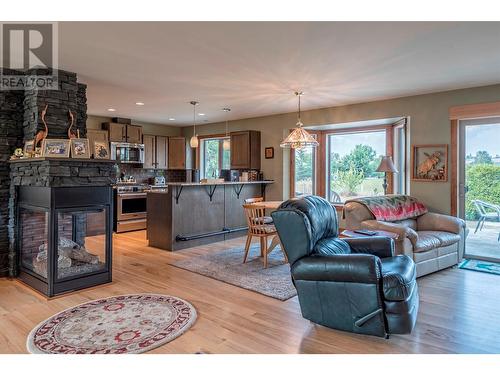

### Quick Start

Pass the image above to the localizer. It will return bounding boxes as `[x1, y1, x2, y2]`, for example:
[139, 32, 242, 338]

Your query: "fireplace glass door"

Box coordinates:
[19, 207, 49, 279]
[55, 208, 109, 280]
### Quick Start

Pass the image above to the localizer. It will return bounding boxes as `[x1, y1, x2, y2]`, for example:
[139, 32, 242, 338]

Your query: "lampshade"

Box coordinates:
[280, 124, 319, 149]
[190, 135, 199, 148]
[280, 92, 319, 149]
[376, 156, 398, 173]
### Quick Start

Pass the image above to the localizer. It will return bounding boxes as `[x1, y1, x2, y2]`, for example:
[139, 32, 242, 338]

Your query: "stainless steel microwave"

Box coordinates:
[110, 142, 145, 164]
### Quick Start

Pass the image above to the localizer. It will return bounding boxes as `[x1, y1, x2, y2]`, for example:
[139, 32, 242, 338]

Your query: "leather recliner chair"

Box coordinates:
[271, 196, 419, 338]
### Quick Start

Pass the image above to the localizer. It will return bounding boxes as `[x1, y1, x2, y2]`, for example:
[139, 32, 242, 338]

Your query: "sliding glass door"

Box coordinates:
[459, 118, 500, 261]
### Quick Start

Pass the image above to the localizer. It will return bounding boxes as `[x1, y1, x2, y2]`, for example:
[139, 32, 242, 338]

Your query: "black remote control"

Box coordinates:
[353, 229, 378, 236]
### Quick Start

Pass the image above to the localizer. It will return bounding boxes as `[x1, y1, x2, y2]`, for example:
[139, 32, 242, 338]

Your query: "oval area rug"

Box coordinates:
[27, 294, 197, 354]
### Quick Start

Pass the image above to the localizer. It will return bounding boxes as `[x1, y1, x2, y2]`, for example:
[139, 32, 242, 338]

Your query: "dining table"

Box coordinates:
[257, 200, 283, 210]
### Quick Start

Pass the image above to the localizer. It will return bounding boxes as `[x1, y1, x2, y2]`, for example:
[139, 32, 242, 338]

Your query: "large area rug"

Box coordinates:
[26, 294, 197, 354]
[459, 259, 500, 276]
[172, 244, 296, 301]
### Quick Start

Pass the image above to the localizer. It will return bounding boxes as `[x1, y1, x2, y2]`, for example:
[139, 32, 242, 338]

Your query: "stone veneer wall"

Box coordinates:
[8, 159, 116, 276]
[22, 69, 87, 141]
[0, 70, 25, 276]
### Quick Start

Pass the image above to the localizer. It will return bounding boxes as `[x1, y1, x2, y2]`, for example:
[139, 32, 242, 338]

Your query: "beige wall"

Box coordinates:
[86, 115, 182, 137]
[182, 84, 500, 214]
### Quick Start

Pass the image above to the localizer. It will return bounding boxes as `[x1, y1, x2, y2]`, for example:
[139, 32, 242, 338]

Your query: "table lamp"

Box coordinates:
[376, 156, 398, 195]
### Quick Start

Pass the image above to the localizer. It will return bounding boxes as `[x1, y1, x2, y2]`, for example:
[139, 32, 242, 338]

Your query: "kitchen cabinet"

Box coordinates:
[230, 130, 261, 170]
[168, 137, 186, 169]
[102, 122, 143, 143]
[127, 125, 143, 144]
[156, 136, 168, 169]
[143, 134, 156, 169]
[143, 135, 168, 169]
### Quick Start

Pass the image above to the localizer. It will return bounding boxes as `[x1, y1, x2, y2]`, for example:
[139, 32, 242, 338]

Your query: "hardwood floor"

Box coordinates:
[1, 230, 500, 354]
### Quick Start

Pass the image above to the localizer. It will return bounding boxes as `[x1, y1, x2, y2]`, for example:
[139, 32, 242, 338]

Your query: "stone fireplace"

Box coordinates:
[0, 68, 117, 296]
[11, 159, 116, 296]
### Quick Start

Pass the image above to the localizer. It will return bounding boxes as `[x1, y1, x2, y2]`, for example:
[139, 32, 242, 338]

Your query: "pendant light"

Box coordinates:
[222, 107, 231, 151]
[280, 91, 319, 149]
[189, 100, 199, 148]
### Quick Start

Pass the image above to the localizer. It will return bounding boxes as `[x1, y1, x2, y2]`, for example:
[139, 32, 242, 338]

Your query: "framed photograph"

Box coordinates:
[23, 140, 34, 157]
[412, 144, 448, 182]
[41, 139, 71, 158]
[265, 147, 274, 159]
[94, 141, 110, 159]
[70, 138, 90, 159]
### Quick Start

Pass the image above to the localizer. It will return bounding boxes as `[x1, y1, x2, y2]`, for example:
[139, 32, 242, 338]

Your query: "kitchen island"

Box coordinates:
[147, 181, 274, 250]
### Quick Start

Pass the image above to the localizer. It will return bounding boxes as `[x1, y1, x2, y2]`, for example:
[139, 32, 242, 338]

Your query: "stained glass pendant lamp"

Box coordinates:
[280, 91, 319, 149]
[189, 101, 199, 148]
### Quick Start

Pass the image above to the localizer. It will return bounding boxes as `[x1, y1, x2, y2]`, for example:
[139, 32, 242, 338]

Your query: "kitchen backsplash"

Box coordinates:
[117, 164, 187, 184]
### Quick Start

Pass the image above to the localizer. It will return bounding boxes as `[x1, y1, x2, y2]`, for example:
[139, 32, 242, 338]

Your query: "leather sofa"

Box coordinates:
[344, 197, 467, 277]
[271, 196, 419, 338]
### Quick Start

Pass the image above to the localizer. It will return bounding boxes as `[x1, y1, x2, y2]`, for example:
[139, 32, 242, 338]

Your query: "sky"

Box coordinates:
[466, 124, 500, 157]
[328, 131, 386, 156]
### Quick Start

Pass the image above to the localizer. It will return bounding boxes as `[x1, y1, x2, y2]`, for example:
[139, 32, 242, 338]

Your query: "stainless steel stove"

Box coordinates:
[114, 184, 148, 233]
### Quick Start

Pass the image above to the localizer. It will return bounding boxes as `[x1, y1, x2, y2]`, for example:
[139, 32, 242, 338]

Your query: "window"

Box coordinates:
[200, 137, 230, 178]
[293, 146, 316, 196]
[289, 119, 408, 203]
[327, 130, 386, 202]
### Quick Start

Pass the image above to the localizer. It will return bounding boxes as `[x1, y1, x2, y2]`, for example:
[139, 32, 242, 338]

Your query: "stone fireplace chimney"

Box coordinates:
[22, 68, 87, 141]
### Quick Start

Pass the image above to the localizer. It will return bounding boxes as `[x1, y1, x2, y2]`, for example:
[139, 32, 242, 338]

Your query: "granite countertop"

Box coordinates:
[164, 180, 273, 186]
[148, 180, 274, 188]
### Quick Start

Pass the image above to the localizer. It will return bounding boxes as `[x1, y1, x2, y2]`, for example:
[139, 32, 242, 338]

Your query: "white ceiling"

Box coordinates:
[56, 22, 500, 126]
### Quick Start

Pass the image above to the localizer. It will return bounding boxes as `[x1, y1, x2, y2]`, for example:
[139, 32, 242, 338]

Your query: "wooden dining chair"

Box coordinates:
[242, 203, 287, 268]
[244, 197, 273, 224]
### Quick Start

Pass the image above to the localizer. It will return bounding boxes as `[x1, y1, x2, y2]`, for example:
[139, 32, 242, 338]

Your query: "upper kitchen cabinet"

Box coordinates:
[127, 125, 143, 143]
[168, 137, 186, 169]
[230, 130, 261, 170]
[144, 135, 168, 170]
[156, 136, 168, 169]
[102, 122, 143, 143]
[143, 134, 156, 169]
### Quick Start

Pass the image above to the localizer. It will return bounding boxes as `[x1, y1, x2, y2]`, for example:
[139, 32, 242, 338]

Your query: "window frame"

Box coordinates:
[197, 134, 230, 179]
[290, 131, 321, 197]
[290, 121, 407, 203]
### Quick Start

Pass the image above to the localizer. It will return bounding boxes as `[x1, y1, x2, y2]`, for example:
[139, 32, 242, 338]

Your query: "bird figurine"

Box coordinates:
[67, 110, 76, 139]
[33, 104, 49, 151]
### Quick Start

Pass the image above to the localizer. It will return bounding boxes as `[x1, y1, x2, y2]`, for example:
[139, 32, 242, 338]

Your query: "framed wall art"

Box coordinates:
[411, 144, 448, 182]
[23, 140, 34, 157]
[41, 139, 71, 158]
[265, 147, 274, 159]
[70, 138, 90, 159]
[94, 141, 110, 159]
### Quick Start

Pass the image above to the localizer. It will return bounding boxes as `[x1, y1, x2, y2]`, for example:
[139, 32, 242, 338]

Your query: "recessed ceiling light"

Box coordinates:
[135, 102, 145, 106]
[169, 118, 175, 121]
[198, 113, 205, 116]
[107, 108, 116, 112]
